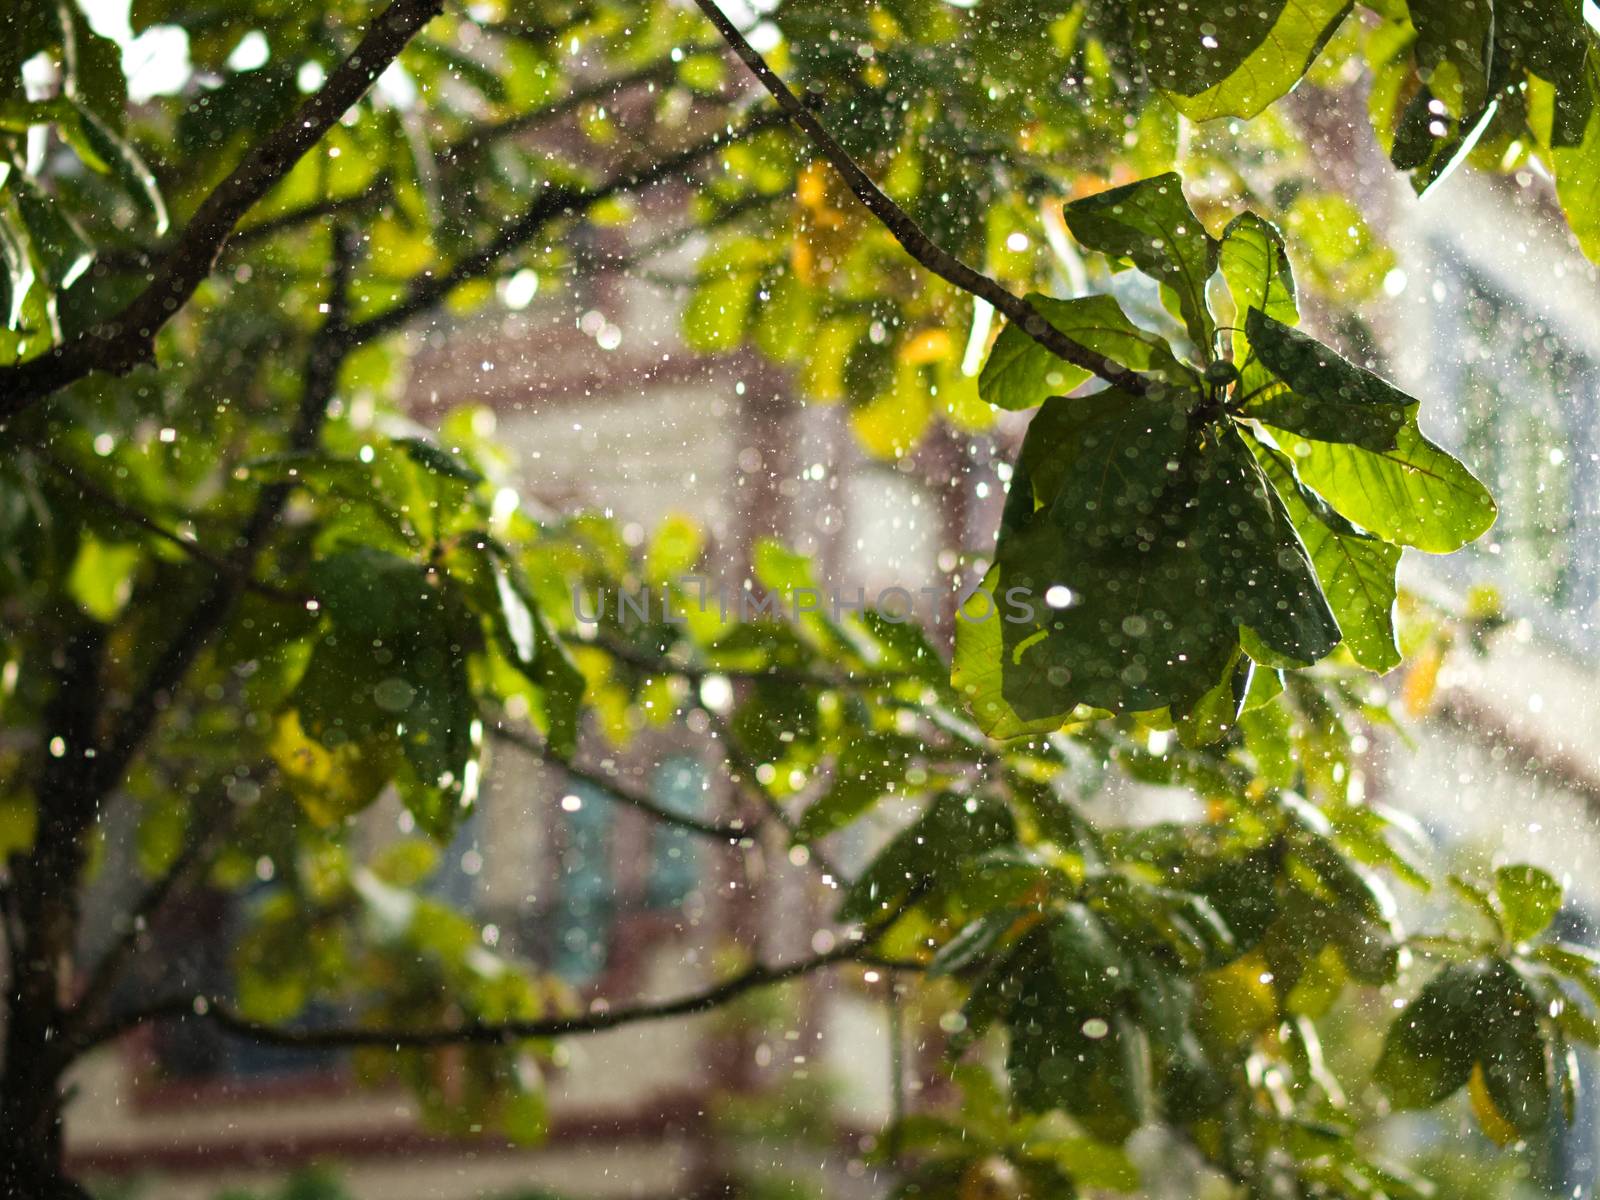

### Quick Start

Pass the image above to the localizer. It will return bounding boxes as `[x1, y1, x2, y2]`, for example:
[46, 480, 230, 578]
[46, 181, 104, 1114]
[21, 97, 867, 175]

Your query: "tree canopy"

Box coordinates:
[3, 2, 1600, 1198]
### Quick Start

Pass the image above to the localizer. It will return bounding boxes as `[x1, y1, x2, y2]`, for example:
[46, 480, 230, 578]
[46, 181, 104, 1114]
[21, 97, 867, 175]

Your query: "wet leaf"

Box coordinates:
[1062, 173, 1219, 355]
[1264, 416, 1497, 554]
[1494, 864, 1563, 944]
[1240, 309, 1410, 452]
[979, 292, 1190, 411]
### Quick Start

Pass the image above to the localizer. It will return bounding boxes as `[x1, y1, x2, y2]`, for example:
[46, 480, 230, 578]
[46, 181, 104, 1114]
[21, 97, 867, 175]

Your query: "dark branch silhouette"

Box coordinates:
[80, 932, 921, 1053]
[490, 725, 751, 841]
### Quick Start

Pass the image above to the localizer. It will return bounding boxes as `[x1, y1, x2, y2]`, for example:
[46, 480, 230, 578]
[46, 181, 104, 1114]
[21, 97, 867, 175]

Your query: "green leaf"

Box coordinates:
[1408, 0, 1494, 115]
[0, 794, 37, 859]
[1240, 310, 1410, 451]
[682, 238, 767, 352]
[1553, 109, 1600, 265]
[1477, 962, 1551, 1136]
[645, 513, 704, 583]
[499, 1087, 548, 1145]
[395, 436, 483, 484]
[982, 391, 1237, 722]
[1219, 212, 1297, 365]
[1450, 873, 1506, 935]
[292, 549, 483, 836]
[14, 178, 93, 290]
[1049, 903, 1128, 1011]
[797, 732, 917, 841]
[978, 292, 1190, 411]
[1391, 85, 1500, 199]
[0, 212, 37, 331]
[953, 564, 1078, 741]
[1197, 425, 1340, 667]
[1374, 961, 1488, 1108]
[1292, 829, 1396, 927]
[840, 792, 1015, 923]
[1506, 3, 1593, 147]
[957, 926, 1046, 1048]
[1063, 174, 1219, 356]
[484, 551, 583, 760]
[1010, 967, 1151, 1139]
[1378, 956, 1550, 1134]
[1265, 416, 1497, 554]
[270, 709, 394, 827]
[67, 535, 141, 622]
[61, 2, 128, 128]
[1493, 864, 1563, 944]
[1026, 1137, 1140, 1191]
[1163, 0, 1352, 121]
[751, 270, 815, 364]
[1175, 649, 1249, 747]
[1133, 0, 1293, 95]
[929, 909, 1022, 978]
[1251, 439, 1401, 672]
[73, 101, 170, 234]
[961, 384, 1351, 731]
[1535, 942, 1600, 1010]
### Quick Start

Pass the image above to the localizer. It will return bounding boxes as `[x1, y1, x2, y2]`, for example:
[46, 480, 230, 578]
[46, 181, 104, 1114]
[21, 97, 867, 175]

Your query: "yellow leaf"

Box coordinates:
[1469, 1063, 1520, 1147]
[1194, 953, 1280, 1051]
[68, 536, 141, 622]
[1402, 640, 1443, 717]
[850, 363, 931, 459]
[646, 514, 704, 583]
[270, 711, 391, 826]
[0, 793, 37, 857]
[898, 328, 951, 366]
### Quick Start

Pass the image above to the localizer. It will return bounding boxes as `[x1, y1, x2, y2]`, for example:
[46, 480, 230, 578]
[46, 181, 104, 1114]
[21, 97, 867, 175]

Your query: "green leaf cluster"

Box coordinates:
[959, 174, 1496, 736]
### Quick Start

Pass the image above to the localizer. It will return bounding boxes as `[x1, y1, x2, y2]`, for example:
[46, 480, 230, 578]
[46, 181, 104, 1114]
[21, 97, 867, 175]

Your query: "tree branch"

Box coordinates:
[92, 54, 706, 279]
[78, 931, 920, 1053]
[565, 628, 910, 691]
[0, 0, 445, 417]
[434, 55, 698, 171]
[686, 0, 1154, 398]
[489, 724, 750, 841]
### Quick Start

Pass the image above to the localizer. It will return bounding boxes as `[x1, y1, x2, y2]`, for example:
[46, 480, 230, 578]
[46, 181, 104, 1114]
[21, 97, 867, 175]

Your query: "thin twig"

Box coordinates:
[0, 0, 446, 415]
[686, 0, 1154, 398]
[490, 724, 749, 841]
[565, 629, 911, 691]
[78, 930, 922, 1053]
[435, 55, 697, 169]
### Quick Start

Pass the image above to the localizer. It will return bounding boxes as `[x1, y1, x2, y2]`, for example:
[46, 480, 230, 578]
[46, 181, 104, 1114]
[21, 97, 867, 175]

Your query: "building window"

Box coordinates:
[552, 782, 614, 985]
[647, 756, 707, 910]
